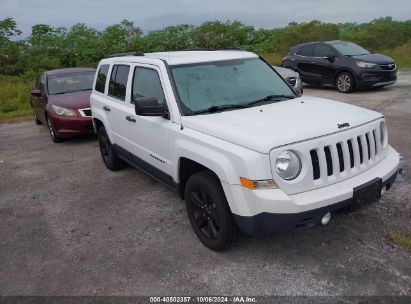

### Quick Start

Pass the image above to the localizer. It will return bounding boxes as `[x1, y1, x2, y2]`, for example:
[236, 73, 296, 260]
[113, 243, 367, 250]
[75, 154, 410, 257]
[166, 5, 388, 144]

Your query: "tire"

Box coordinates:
[33, 112, 42, 125]
[46, 115, 63, 143]
[185, 171, 237, 251]
[98, 126, 126, 170]
[336, 71, 355, 93]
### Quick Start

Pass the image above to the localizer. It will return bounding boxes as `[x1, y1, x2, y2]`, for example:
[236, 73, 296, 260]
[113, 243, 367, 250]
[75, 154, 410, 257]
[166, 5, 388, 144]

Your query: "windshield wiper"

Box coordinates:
[247, 94, 295, 106]
[190, 103, 247, 115]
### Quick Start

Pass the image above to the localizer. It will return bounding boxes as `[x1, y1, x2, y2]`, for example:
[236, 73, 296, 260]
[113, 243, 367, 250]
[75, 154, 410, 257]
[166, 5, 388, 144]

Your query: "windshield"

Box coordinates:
[47, 72, 95, 95]
[331, 42, 370, 56]
[170, 58, 295, 114]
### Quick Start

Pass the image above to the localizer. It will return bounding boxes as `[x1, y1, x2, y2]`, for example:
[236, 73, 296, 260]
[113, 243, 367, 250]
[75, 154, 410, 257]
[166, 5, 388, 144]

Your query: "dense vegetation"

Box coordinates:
[0, 16, 410, 119]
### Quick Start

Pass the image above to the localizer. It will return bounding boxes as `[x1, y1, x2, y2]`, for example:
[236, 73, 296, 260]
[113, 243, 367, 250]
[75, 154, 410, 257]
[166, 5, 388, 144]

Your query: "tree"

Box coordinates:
[0, 17, 22, 48]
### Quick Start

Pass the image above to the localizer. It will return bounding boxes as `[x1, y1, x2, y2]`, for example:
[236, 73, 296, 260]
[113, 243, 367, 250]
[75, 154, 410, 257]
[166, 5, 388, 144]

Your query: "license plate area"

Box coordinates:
[352, 178, 382, 209]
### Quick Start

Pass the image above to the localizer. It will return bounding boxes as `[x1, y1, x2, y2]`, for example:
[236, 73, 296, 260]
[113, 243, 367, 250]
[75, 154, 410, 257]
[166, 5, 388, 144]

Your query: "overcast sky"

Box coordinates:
[1, 0, 411, 36]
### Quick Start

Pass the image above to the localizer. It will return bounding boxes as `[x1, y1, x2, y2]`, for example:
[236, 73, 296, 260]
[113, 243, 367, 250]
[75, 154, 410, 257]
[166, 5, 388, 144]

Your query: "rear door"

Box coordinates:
[310, 44, 336, 84]
[295, 45, 316, 82]
[105, 64, 133, 151]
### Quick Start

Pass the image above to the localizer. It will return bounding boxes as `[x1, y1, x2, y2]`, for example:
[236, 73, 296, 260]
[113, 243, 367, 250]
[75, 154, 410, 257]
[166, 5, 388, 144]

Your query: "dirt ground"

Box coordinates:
[0, 71, 410, 296]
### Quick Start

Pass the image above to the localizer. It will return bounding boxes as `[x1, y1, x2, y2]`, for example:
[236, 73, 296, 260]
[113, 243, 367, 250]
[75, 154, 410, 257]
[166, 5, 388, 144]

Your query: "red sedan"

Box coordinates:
[30, 68, 96, 143]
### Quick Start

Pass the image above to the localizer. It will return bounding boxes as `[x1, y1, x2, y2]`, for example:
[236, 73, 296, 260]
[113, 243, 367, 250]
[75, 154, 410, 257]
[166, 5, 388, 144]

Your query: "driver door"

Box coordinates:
[122, 64, 173, 178]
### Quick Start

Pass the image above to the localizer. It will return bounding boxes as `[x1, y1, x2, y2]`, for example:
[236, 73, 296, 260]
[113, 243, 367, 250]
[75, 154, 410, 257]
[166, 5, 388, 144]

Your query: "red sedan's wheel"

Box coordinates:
[46, 115, 63, 143]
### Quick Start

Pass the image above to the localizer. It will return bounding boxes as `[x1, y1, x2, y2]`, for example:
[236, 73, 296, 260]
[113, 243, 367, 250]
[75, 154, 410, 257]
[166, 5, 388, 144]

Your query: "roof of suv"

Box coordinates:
[104, 50, 258, 66]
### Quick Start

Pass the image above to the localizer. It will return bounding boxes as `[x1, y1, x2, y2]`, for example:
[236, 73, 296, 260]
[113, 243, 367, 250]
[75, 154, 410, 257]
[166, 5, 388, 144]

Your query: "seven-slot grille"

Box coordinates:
[379, 63, 396, 71]
[310, 128, 382, 181]
[79, 108, 92, 117]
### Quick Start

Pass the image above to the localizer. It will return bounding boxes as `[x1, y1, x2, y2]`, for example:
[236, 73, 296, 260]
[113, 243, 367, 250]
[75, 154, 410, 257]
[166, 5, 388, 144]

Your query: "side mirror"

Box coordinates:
[134, 97, 164, 116]
[31, 89, 42, 97]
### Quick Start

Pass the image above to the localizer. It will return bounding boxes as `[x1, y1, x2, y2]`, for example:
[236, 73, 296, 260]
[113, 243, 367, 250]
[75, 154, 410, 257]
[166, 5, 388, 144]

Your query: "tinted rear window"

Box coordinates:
[95, 64, 109, 93]
[108, 65, 130, 100]
[296, 45, 314, 56]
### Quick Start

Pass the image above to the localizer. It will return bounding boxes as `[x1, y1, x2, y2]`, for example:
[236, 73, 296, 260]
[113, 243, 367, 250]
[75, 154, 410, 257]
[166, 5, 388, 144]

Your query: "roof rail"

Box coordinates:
[106, 52, 144, 58]
[180, 47, 246, 51]
[181, 48, 217, 51]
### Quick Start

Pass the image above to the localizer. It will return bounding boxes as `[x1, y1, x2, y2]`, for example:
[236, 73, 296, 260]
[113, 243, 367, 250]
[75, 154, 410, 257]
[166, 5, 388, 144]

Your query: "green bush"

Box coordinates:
[0, 76, 33, 118]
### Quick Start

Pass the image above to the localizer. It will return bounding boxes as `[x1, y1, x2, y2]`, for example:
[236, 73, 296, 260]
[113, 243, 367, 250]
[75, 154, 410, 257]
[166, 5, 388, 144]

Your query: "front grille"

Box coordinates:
[79, 108, 92, 117]
[379, 63, 396, 71]
[310, 127, 383, 181]
[286, 77, 297, 86]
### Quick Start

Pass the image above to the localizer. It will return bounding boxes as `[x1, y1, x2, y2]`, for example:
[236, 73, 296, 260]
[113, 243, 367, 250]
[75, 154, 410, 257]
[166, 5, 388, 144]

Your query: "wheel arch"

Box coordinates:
[335, 68, 357, 82]
[177, 157, 222, 199]
[92, 109, 115, 143]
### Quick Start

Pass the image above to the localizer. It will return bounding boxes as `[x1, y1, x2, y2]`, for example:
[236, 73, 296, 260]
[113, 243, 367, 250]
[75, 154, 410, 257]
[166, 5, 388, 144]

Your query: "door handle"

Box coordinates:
[311, 61, 317, 64]
[103, 106, 110, 112]
[126, 115, 136, 122]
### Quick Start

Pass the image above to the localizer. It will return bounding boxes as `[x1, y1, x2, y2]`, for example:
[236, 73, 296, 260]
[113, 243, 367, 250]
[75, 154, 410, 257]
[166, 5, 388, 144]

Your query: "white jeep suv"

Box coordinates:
[90, 50, 401, 251]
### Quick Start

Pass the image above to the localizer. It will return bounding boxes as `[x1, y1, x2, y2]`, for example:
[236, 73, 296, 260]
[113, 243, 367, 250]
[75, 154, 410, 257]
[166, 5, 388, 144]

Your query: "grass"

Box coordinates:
[388, 232, 411, 252]
[382, 40, 411, 69]
[0, 76, 34, 123]
[260, 52, 283, 66]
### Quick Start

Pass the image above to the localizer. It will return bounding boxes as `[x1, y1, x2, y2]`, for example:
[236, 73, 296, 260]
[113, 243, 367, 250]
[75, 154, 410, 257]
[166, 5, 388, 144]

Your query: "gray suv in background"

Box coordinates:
[274, 66, 303, 95]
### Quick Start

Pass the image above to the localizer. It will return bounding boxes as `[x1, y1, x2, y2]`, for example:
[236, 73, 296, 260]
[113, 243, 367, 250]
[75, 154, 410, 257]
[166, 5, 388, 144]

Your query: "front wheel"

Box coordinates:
[336, 72, 355, 93]
[98, 126, 126, 170]
[46, 115, 63, 143]
[185, 171, 237, 251]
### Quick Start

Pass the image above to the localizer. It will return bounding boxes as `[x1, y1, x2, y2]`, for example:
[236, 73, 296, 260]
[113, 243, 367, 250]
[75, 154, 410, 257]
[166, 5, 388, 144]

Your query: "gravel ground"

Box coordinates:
[0, 71, 410, 296]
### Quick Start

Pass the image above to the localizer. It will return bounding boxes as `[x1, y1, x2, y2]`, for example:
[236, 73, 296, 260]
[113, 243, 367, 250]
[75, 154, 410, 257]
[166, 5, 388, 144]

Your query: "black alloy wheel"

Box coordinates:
[185, 171, 237, 251]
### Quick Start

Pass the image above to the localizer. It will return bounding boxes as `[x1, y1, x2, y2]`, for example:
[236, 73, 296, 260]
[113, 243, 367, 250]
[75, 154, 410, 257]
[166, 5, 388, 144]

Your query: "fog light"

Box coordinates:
[321, 212, 331, 225]
[381, 186, 386, 196]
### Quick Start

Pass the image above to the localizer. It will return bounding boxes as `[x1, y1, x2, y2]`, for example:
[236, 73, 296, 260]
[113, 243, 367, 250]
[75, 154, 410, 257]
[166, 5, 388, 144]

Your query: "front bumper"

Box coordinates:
[50, 113, 94, 138]
[356, 69, 397, 88]
[222, 146, 401, 235]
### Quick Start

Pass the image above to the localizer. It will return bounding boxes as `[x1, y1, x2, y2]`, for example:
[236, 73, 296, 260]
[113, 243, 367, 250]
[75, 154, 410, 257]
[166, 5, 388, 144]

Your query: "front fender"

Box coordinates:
[172, 128, 272, 185]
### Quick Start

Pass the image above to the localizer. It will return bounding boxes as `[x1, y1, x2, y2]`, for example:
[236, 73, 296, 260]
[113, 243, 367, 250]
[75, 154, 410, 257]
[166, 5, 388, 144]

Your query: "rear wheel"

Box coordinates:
[185, 171, 237, 251]
[336, 72, 355, 93]
[46, 115, 63, 143]
[98, 126, 126, 170]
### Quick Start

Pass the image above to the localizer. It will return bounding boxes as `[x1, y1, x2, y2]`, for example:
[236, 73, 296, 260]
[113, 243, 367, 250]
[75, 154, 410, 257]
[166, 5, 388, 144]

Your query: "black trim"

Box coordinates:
[234, 170, 399, 236]
[106, 52, 144, 58]
[161, 59, 189, 116]
[112, 144, 180, 195]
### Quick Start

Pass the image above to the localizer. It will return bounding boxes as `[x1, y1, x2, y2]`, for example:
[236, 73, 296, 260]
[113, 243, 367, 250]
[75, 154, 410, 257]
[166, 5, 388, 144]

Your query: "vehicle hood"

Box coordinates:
[48, 90, 91, 109]
[181, 96, 383, 154]
[349, 53, 394, 64]
[274, 66, 297, 78]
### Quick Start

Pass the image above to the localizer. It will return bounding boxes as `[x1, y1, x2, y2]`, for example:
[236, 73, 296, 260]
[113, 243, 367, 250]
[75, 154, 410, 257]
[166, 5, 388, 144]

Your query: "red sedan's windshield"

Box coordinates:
[47, 72, 95, 95]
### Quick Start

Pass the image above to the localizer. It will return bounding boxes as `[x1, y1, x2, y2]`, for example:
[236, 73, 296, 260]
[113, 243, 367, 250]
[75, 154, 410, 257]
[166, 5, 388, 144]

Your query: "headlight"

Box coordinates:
[356, 61, 376, 68]
[275, 150, 301, 180]
[52, 105, 76, 116]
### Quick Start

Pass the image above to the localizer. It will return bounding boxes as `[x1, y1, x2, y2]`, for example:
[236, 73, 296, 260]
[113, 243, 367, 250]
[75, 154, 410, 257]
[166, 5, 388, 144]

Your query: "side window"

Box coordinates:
[108, 65, 130, 100]
[132, 67, 165, 105]
[95, 64, 109, 93]
[313, 45, 333, 58]
[296, 45, 314, 57]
